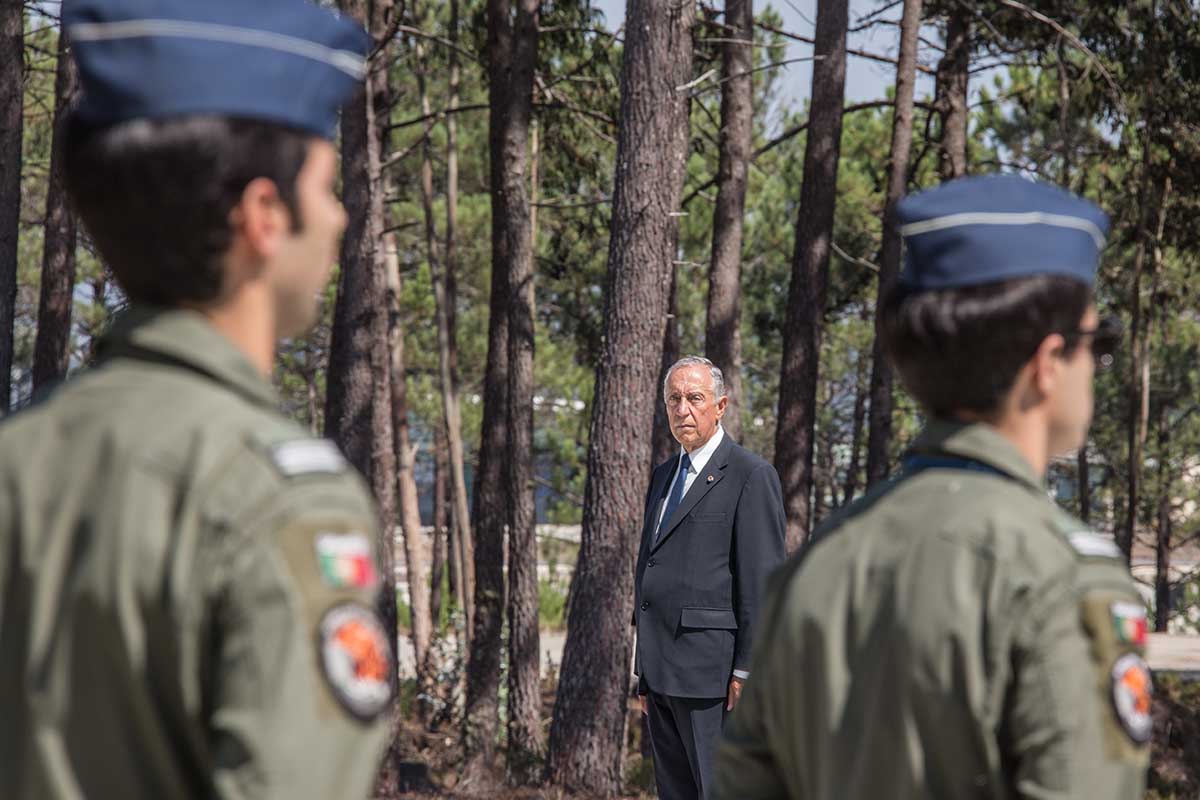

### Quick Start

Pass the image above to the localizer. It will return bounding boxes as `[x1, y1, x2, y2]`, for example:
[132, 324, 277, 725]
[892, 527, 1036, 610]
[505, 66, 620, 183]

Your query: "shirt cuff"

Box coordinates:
[732, 669, 750, 680]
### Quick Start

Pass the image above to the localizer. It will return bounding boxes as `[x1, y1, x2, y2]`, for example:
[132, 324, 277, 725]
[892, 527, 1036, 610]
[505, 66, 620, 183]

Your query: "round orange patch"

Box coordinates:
[319, 603, 395, 720]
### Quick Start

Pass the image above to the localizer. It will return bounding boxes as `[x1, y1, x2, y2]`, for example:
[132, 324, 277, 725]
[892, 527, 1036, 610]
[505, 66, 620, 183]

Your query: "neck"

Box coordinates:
[683, 426, 721, 455]
[192, 283, 277, 377]
[987, 412, 1050, 479]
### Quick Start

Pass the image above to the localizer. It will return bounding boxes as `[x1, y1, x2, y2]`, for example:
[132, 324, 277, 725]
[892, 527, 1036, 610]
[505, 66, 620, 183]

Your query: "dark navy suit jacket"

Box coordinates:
[634, 434, 786, 698]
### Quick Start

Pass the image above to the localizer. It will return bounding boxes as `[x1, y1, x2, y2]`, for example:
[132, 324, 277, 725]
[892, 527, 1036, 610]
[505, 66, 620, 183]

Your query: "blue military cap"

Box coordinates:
[896, 174, 1110, 290]
[63, 0, 370, 139]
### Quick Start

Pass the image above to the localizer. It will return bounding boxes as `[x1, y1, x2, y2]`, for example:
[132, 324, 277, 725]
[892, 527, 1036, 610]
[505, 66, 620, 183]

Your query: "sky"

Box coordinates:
[589, 0, 947, 127]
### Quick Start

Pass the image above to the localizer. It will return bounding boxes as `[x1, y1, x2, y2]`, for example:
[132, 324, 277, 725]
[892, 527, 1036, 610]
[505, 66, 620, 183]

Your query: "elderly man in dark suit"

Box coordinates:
[634, 356, 787, 800]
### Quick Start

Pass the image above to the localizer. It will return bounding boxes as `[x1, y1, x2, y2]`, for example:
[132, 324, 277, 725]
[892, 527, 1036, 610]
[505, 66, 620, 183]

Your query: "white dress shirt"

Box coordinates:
[655, 425, 725, 535]
[652, 425, 749, 681]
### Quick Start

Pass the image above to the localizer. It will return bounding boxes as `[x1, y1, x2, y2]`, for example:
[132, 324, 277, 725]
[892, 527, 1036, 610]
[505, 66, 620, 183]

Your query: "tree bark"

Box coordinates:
[33, 33, 79, 391]
[546, 0, 694, 792]
[865, 0, 921, 488]
[495, 0, 542, 781]
[935, 5, 969, 181]
[327, 0, 399, 641]
[1122, 102, 1162, 562]
[703, 0, 753, 442]
[462, 0, 515, 779]
[434, 423, 451, 623]
[384, 226, 432, 705]
[773, 0, 849, 551]
[844, 307, 870, 504]
[652, 262, 681, 467]
[1154, 401, 1171, 632]
[0, 1, 22, 414]
[442, 0, 476, 645]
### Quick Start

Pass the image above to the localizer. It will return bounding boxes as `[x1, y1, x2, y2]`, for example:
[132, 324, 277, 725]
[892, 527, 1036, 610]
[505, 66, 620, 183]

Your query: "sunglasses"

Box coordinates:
[1062, 315, 1123, 369]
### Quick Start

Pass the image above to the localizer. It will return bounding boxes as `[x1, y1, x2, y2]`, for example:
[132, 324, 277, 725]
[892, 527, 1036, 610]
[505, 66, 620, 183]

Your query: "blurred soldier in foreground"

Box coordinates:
[0, 1, 394, 797]
[715, 175, 1149, 800]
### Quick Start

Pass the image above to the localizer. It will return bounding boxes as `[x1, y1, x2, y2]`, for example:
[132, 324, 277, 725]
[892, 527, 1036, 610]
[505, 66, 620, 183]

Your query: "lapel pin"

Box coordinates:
[707, 475, 714, 483]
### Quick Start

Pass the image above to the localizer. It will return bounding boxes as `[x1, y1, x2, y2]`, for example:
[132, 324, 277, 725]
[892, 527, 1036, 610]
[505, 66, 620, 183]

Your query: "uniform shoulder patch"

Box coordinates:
[318, 603, 395, 721]
[270, 439, 347, 477]
[1066, 530, 1123, 559]
[1111, 600, 1148, 647]
[1110, 652, 1153, 745]
[315, 531, 379, 589]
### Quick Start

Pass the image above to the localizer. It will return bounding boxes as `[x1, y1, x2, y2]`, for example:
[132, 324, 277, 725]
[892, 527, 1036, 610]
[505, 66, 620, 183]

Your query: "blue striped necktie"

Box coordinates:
[656, 453, 691, 544]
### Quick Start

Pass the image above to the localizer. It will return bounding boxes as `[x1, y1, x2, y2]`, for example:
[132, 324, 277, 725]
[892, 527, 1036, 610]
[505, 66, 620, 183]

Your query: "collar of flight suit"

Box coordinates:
[907, 419, 1045, 493]
[97, 305, 280, 409]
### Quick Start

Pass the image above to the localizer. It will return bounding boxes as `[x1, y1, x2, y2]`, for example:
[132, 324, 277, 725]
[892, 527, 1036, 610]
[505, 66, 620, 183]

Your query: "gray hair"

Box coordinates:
[663, 356, 726, 401]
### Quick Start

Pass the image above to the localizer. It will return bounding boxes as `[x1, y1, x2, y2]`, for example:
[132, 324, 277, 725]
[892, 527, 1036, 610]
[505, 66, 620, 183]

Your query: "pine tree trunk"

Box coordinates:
[493, 0, 543, 780]
[1122, 126, 1161, 562]
[433, 424, 450, 627]
[1154, 401, 1171, 632]
[0, 2, 22, 414]
[1056, 42, 1092, 522]
[327, 0, 399, 642]
[865, 0, 921, 488]
[652, 263, 681, 467]
[773, 0, 849, 551]
[703, 0, 753, 442]
[546, 0, 694, 792]
[384, 226, 433, 703]
[462, 0, 516, 777]
[935, 6, 969, 181]
[32, 34, 78, 390]
[844, 308, 870, 504]
[442, 0, 476, 647]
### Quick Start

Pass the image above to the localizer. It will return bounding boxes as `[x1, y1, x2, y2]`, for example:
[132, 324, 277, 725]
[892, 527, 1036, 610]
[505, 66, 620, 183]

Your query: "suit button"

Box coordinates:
[640, 601, 649, 611]
[648, 559, 656, 568]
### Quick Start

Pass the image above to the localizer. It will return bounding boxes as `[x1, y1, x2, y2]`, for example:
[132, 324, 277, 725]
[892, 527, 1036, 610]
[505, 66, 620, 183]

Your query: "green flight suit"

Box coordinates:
[715, 421, 1150, 800]
[0, 308, 394, 799]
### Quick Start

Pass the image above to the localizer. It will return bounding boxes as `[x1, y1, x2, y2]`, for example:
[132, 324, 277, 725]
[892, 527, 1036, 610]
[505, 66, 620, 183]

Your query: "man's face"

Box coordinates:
[664, 365, 727, 452]
[1047, 305, 1098, 456]
[270, 139, 347, 337]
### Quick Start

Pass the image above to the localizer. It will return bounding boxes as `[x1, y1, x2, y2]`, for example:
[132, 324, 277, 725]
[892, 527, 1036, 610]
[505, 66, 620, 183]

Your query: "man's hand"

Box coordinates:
[726, 676, 745, 711]
[640, 694, 648, 715]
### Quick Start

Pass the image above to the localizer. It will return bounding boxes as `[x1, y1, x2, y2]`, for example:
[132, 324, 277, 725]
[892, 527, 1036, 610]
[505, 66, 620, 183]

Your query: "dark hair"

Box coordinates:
[881, 275, 1092, 418]
[64, 115, 311, 306]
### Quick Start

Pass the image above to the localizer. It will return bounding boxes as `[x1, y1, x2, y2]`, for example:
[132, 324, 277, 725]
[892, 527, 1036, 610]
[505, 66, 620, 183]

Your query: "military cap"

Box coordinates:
[63, 0, 369, 139]
[897, 174, 1110, 290]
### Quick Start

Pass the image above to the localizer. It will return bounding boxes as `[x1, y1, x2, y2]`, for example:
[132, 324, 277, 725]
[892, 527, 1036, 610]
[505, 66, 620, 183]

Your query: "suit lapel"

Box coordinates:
[641, 456, 679, 553]
[652, 435, 735, 552]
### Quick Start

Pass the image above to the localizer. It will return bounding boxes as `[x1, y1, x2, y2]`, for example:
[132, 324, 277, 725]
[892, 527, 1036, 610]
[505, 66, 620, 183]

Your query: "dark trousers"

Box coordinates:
[646, 691, 726, 800]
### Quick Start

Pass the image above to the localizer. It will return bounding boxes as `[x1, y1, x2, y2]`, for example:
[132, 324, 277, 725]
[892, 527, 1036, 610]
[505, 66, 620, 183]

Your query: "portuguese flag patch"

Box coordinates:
[1111, 600, 1148, 647]
[315, 532, 378, 589]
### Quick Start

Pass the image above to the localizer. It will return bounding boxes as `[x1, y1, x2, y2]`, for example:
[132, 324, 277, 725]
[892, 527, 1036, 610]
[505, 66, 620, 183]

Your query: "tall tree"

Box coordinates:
[1122, 12, 1160, 563]
[652, 265, 681, 466]
[547, 0, 694, 791]
[704, 0, 753, 441]
[33, 31, 78, 390]
[442, 0, 476, 646]
[384, 225, 432, 701]
[462, 0, 515, 779]
[0, 0, 22, 413]
[935, 4, 970, 180]
[327, 0, 399, 637]
[773, 0, 850, 550]
[498, 0, 542, 781]
[865, 0, 922, 487]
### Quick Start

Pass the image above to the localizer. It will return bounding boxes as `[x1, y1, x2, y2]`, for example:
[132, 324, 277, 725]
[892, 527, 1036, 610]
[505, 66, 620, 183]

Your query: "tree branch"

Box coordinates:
[756, 20, 936, 75]
[681, 99, 906, 207]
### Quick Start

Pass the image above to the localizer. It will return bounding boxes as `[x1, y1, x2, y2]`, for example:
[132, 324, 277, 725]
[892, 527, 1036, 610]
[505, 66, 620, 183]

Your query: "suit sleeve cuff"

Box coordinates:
[732, 669, 750, 680]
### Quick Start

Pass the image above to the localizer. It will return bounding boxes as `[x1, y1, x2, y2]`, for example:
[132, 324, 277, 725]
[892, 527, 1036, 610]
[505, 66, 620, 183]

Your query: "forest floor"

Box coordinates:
[379, 631, 1200, 799]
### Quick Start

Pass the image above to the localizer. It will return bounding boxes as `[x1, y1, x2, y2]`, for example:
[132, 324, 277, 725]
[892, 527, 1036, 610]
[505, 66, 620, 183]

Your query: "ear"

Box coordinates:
[229, 177, 290, 261]
[1029, 332, 1067, 398]
[714, 394, 728, 419]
